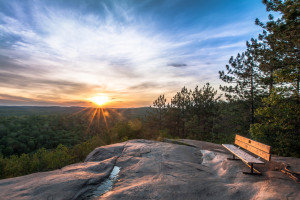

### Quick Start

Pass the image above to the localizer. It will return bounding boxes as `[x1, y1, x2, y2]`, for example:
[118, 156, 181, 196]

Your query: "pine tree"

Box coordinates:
[219, 45, 263, 125]
[254, 0, 300, 99]
[249, 0, 300, 156]
[170, 87, 192, 137]
[190, 83, 220, 139]
[151, 94, 167, 130]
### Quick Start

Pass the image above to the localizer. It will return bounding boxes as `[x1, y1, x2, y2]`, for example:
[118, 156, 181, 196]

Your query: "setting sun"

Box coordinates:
[90, 96, 109, 106]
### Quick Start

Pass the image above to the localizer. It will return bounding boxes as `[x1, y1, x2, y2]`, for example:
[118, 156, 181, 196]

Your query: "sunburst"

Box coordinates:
[90, 96, 109, 106]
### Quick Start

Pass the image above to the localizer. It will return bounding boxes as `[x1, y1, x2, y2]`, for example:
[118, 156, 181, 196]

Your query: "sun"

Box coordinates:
[90, 96, 109, 106]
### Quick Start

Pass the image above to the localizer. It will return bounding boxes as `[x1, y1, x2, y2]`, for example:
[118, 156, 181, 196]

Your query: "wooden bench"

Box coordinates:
[222, 134, 271, 175]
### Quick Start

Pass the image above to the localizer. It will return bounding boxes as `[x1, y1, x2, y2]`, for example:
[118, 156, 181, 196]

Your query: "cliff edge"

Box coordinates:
[0, 139, 299, 200]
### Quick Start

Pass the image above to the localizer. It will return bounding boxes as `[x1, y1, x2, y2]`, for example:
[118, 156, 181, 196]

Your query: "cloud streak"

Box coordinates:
[0, 0, 267, 107]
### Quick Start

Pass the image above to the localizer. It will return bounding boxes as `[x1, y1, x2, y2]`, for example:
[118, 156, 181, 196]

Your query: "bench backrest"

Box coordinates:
[235, 135, 271, 161]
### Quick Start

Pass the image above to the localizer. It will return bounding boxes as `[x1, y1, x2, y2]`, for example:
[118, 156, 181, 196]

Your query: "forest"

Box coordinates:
[0, 0, 299, 179]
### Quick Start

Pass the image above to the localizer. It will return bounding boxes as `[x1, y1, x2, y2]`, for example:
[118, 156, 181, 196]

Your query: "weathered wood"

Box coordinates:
[235, 135, 271, 153]
[223, 135, 271, 175]
[235, 139, 271, 161]
[222, 144, 264, 164]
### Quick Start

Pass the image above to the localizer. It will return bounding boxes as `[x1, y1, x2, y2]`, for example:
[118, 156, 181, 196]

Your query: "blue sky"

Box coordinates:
[0, 0, 268, 107]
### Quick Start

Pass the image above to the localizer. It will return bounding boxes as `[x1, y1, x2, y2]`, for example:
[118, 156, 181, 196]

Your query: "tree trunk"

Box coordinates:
[250, 66, 254, 124]
[297, 66, 299, 104]
[269, 68, 274, 95]
[159, 108, 162, 130]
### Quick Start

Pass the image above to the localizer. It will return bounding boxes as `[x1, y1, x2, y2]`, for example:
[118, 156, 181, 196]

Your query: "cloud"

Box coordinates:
[0, 71, 100, 103]
[0, 0, 266, 106]
[0, 93, 88, 106]
[0, 94, 36, 102]
[129, 82, 159, 90]
[0, 55, 25, 71]
[167, 63, 187, 68]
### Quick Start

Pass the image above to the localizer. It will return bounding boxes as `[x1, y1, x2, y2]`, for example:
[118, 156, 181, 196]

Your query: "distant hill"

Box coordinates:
[116, 107, 150, 120]
[0, 106, 150, 119]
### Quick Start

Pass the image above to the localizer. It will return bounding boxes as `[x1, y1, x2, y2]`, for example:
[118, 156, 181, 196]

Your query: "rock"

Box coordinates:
[0, 139, 299, 200]
[0, 157, 116, 200]
[85, 142, 126, 162]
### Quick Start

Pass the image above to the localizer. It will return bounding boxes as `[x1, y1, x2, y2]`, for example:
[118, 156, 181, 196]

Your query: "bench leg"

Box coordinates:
[227, 154, 239, 160]
[243, 163, 262, 175]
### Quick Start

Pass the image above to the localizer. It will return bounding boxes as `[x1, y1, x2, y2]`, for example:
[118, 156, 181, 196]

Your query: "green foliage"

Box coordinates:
[111, 121, 132, 141]
[120, 136, 128, 142]
[0, 115, 85, 157]
[0, 107, 144, 157]
[147, 83, 224, 141]
[219, 42, 265, 125]
[70, 135, 105, 162]
[0, 136, 107, 179]
[253, 0, 299, 98]
[156, 129, 172, 141]
[219, 0, 300, 157]
[219, 51, 262, 100]
[0, 108, 149, 180]
[147, 95, 167, 130]
[185, 115, 201, 139]
[250, 91, 300, 157]
[110, 119, 143, 143]
[128, 119, 143, 132]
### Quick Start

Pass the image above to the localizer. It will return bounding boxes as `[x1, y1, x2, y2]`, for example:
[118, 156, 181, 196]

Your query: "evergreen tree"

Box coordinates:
[188, 83, 220, 139]
[254, 0, 299, 99]
[219, 46, 263, 125]
[145, 94, 168, 138]
[170, 87, 192, 137]
[250, 91, 300, 157]
[249, 0, 300, 156]
[152, 95, 167, 130]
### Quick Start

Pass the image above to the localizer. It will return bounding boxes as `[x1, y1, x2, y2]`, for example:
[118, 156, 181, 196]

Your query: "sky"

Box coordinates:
[0, 0, 268, 107]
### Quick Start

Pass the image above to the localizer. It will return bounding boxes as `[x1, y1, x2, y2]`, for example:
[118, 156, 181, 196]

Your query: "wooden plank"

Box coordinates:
[222, 144, 264, 164]
[235, 135, 271, 153]
[235, 140, 271, 161]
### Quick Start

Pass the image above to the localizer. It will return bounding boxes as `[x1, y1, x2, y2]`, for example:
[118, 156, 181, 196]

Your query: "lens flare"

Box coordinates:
[72, 96, 114, 135]
[90, 96, 109, 106]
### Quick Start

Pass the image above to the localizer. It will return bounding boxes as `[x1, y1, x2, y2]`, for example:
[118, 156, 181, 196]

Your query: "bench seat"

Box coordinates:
[222, 144, 264, 164]
[222, 135, 271, 175]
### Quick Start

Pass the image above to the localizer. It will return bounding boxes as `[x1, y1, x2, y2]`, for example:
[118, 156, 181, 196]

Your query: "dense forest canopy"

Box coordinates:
[0, 0, 299, 179]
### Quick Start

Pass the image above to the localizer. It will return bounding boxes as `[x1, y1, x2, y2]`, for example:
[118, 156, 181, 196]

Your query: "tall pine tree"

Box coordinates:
[250, 0, 300, 156]
[219, 44, 263, 125]
[254, 0, 299, 99]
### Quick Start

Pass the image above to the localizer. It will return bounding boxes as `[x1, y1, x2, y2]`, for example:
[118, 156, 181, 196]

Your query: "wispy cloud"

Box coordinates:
[0, 0, 266, 106]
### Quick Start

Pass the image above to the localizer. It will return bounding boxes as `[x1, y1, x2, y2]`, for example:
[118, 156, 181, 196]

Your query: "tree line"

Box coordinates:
[0, 111, 145, 179]
[148, 0, 299, 157]
[0, 136, 105, 179]
[0, 109, 148, 158]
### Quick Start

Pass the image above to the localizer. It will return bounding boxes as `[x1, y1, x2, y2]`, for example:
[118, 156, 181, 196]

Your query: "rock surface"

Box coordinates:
[0, 139, 299, 200]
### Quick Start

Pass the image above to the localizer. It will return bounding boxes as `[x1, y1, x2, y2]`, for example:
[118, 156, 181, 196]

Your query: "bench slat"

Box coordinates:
[235, 139, 271, 161]
[235, 135, 271, 153]
[222, 144, 264, 164]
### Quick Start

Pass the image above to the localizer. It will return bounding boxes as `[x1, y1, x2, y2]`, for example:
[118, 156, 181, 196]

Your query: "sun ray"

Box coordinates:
[69, 106, 90, 117]
[85, 107, 98, 134]
[96, 107, 101, 129]
[68, 100, 112, 137]
[101, 108, 109, 131]
[110, 108, 124, 120]
[83, 107, 95, 118]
